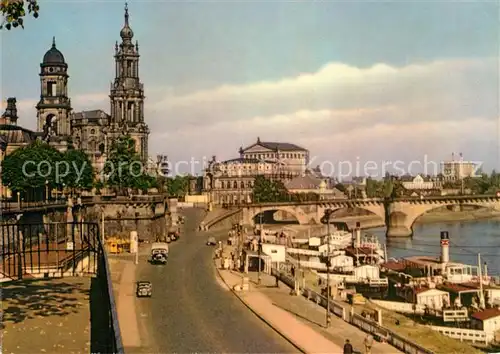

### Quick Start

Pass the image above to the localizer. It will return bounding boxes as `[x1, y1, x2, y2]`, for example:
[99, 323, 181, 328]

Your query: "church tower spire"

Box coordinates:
[109, 2, 149, 162]
[36, 37, 72, 139]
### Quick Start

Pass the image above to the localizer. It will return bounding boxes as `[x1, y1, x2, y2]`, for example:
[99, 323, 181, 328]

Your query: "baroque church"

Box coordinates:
[0, 3, 149, 174]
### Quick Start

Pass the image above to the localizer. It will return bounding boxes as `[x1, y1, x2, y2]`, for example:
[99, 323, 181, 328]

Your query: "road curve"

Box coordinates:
[135, 208, 298, 353]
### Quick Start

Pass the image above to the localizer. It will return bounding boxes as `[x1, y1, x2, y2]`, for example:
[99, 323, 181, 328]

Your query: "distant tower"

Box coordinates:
[36, 37, 72, 137]
[108, 3, 149, 163]
[2, 97, 18, 125]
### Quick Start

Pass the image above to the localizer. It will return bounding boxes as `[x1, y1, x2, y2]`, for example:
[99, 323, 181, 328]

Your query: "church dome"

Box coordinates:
[42, 37, 65, 65]
[120, 4, 134, 41]
[120, 25, 134, 40]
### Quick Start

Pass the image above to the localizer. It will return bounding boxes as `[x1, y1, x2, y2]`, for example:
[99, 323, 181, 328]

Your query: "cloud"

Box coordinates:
[150, 58, 499, 172]
[6, 58, 500, 175]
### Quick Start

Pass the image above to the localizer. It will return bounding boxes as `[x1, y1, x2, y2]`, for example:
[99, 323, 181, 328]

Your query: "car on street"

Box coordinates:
[136, 281, 152, 298]
[206, 236, 217, 246]
[150, 242, 169, 264]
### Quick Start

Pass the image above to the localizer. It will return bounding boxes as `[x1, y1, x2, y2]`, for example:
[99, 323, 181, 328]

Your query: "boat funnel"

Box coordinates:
[355, 222, 361, 248]
[440, 231, 450, 265]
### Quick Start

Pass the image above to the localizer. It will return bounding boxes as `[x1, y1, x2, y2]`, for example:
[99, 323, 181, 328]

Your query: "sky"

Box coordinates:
[1, 1, 499, 178]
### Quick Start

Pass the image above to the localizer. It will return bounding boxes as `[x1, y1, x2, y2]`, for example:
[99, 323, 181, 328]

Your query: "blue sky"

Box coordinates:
[1, 1, 499, 177]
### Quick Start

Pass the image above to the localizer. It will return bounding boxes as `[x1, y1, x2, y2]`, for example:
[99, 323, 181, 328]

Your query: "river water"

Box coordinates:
[368, 220, 500, 276]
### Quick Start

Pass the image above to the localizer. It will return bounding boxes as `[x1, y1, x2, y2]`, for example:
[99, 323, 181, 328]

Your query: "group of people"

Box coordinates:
[343, 334, 373, 354]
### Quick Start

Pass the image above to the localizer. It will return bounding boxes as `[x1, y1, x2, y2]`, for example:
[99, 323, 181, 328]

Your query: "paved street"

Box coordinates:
[131, 208, 298, 353]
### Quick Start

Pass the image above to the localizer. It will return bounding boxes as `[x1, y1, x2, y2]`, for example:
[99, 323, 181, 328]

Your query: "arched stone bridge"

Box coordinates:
[238, 195, 500, 237]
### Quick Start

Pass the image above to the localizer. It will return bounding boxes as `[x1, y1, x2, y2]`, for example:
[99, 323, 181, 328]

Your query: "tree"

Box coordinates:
[133, 174, 157, 193]
[104, 135, 143, 193]
[166, 175, 189, 197]
[334, 183, 346, 193]
[62, 149, 94, 191]
[0, 1, 39, 30]
[252, 176, 288, 202]
[1, 140, 63, 199]
[365, 177, 383, 198]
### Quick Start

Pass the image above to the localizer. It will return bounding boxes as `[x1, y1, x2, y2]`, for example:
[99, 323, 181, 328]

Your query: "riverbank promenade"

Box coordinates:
[216, 265, 399, 354]
[1, 277, 93, 353]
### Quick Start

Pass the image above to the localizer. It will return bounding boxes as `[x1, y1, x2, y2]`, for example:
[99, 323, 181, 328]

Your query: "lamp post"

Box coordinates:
[325, 209, 332, 328]
[45, 180, 49, 202]
[258, 209, 263, 285]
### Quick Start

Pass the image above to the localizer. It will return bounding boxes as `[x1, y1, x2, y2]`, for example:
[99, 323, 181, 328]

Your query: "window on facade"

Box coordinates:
[89, 140, 97, 153]
[240, 181, 245, 188]
[90, 129, 96, 134]
[47, 81, 57, 96]
[127, 61, 132, 76]
[128, 102, 134, 122]
[233, 181, 238, 188]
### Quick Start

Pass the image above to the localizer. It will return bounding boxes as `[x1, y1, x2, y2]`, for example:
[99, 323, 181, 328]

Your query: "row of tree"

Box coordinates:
[2, 140, 94, 199]
[334, 171, 500, 199]
[1, 136, 190, 200]
[251, 175, 323, 202]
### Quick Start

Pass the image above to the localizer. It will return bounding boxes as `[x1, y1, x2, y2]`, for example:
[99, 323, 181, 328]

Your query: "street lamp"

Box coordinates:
[45, 180, 49, 202]
[258, 209, 263, 285]
[325, 209, 332, 328]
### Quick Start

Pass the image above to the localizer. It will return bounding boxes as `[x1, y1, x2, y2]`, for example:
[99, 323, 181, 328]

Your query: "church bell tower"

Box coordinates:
[108, 3, 149, 163]
[36, 37, 72, 139]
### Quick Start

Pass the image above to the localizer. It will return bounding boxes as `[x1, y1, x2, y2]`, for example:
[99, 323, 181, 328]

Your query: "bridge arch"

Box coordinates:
[387, 200, 500, 237]
[319, 205, 385, 225]
[245, 206, 310, 225]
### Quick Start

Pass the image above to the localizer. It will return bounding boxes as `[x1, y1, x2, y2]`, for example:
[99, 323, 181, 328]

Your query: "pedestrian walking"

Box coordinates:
[343, 339, 353, 354]
[364, 334, 373, 354]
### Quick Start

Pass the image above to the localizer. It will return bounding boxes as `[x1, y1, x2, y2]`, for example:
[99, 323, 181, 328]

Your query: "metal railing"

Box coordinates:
[97, 240, 125, 354]
[0, 222, 99, 279]
[0, 221, 124, 353]
[0, 200, 68, 212]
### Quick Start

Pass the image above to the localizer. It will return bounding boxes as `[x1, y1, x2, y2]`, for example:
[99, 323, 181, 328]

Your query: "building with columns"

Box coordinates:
[203, 138, 310, 205]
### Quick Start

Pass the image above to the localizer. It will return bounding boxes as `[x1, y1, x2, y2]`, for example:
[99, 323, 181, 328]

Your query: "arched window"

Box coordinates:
[233, 181, 238, 188]
[89, 140, 97, 153]
[240, 181, 245, 189]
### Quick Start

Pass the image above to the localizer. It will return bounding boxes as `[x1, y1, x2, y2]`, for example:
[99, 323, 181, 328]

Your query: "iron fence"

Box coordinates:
[0, 222, 100, 280]
[0, 221, 124, 354]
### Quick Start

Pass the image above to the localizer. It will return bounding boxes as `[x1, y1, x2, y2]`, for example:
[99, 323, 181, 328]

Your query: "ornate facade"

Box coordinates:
[39, 3, 150, 168]
[203, 138, 310, 205]
[0, 4, 150, 196]
[106, 4, 149, 162]
[35, 37, 72, 153]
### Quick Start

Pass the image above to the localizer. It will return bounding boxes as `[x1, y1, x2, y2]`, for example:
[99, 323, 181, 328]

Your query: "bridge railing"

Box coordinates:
[0, 221, 124, 353]
[242, 194, 500, 207]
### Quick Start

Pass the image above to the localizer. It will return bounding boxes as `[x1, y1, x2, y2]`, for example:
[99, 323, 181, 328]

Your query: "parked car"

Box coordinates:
[206, 236, 217, 246]
[136, 281, 152, 298]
